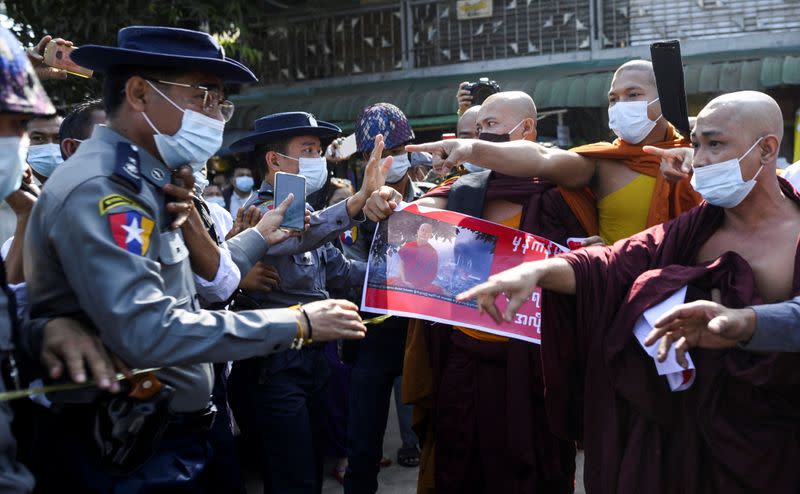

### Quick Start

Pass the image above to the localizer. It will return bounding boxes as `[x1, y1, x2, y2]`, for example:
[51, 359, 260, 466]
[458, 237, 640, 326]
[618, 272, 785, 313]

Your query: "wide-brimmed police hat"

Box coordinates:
[230, 112, 341, 152]
[0, 27, 55, 116]
[71, 26, 256, 83]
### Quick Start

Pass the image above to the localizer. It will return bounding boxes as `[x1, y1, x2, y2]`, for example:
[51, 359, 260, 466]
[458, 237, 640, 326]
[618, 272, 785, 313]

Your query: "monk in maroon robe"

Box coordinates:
[366, 91, 585, 493]
[459, 91, 800, 493]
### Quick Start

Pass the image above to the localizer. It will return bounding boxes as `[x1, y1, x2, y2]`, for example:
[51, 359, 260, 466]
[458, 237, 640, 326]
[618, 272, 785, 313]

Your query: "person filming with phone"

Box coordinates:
[225, 111, 391, 493]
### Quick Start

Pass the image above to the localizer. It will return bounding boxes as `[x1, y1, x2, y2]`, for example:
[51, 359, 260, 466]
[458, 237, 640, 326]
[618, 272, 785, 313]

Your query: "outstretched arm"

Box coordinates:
[406, 139, 596, 188]
[456, 257, 577, 324]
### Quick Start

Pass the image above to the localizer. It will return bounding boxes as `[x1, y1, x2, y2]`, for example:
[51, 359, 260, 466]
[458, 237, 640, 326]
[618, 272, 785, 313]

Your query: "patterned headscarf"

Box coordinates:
[355, 102, 414, 153]
[0, 27, 55, 116]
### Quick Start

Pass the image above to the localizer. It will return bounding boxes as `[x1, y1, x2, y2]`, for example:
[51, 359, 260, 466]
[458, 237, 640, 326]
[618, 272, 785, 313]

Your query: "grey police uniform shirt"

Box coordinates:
[0, 263, 35, 493]
[23, 126, 304, 413]
[742, 295, 800, 353]
[242, 181, 366, 309]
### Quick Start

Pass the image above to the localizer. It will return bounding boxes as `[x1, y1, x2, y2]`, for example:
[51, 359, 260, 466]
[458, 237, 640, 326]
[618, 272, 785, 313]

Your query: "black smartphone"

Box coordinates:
[650, 40, 691, 136]
[274, 172, 306, 231]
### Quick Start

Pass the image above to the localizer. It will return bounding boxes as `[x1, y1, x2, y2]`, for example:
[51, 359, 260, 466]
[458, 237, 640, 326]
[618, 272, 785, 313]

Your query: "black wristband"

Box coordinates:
[300, 307, 313, 341]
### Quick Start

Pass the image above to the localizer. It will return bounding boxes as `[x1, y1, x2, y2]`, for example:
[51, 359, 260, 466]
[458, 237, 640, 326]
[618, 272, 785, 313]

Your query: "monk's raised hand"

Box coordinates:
[643, 146, 694, 184]
[457, 262, 541, 324]
[406, 139, 473, 177]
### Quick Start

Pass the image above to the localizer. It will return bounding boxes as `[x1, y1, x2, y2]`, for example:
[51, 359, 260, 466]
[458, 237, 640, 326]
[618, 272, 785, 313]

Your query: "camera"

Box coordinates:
[464, 77, 500, 106]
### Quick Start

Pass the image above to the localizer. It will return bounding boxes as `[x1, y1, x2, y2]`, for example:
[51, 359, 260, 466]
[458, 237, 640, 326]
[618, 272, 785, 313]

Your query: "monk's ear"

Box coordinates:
[759, 135, 780, 164]
[523, 117, 538, 140]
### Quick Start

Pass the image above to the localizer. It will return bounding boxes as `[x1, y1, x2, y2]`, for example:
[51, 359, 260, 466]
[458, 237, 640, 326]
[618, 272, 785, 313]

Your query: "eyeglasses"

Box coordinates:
[146, 79, 235, 122]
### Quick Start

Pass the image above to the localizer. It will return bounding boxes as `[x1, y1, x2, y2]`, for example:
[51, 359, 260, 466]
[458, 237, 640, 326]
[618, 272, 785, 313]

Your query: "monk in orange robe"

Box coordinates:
[407, 60, 701, 245]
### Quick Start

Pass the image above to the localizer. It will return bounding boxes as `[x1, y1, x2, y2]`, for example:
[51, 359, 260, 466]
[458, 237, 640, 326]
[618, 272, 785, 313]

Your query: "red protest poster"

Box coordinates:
[361, 202, 566, 343]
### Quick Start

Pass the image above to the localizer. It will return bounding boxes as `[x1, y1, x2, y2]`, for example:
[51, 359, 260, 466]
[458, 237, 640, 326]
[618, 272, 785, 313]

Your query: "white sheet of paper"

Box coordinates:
[632, 285, 696, 391]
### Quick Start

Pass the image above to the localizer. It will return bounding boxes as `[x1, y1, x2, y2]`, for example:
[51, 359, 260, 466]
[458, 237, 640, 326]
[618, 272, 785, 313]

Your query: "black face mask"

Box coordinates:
[478, 132, 510, 143]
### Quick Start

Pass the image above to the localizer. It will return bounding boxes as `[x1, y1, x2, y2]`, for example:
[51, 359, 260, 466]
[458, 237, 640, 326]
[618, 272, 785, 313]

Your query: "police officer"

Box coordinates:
[342, 103, 423, 494]
[22, 26, 366, 492]
[225, 111, 391, 493]
[0, 27, 139, 493]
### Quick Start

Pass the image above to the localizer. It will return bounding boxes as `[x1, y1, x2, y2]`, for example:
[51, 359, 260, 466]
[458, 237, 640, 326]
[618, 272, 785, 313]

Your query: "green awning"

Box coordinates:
[228, 51, 800, 132]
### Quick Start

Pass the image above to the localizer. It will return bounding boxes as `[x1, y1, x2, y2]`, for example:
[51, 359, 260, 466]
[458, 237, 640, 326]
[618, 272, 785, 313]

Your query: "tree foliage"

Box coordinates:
[4, 0, 269, 109]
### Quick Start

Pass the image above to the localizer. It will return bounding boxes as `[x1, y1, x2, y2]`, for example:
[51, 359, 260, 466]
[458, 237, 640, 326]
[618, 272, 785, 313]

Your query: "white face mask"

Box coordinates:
[608, 98, 662, 144]
[141, 81, 224, 171]
[386, 153, 410, 183]
[205, 196, 225, 207]
[277, 154, 328, 194]
[463, 162, 487, 173]
[193, 170, 209, 193]
[690, 137, 764, 208]
[0, 135, 28, 200]
[27, 142, 64, 177]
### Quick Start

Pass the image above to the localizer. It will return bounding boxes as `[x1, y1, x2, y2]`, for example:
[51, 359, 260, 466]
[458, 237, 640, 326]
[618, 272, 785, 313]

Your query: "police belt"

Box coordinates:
[168, 403, 217, 433]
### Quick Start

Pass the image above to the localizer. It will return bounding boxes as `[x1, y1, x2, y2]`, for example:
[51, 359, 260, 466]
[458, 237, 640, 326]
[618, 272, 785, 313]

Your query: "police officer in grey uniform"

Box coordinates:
[225, 111, 392, 493]
[22, 26, 366, 492]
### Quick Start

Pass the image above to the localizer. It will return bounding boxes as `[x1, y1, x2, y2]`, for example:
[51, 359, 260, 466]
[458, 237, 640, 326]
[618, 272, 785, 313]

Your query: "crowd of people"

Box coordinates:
[1, 21, 800, 494]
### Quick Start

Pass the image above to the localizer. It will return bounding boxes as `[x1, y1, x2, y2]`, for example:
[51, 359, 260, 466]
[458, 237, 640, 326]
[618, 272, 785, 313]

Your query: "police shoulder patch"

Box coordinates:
[340, 226, 358, 246]
[108, 211, 155, 256]
[256, 200, 274, 213]
[98, 194, 146, 216]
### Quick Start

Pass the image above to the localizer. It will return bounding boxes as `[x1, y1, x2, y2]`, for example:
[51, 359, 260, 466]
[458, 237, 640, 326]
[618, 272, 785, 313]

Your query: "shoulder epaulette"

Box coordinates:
[110, 142, 142, 193]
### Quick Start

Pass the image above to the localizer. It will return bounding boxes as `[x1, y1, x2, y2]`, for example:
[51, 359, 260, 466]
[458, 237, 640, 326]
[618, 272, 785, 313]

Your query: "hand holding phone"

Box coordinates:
[274, 172, 307, 231]
[43, 40, 93, 79]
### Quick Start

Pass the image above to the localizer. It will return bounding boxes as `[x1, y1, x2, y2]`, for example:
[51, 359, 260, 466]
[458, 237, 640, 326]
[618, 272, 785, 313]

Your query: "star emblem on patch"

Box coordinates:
[108, 211, 155, 255]
[340, 226, 358, 246]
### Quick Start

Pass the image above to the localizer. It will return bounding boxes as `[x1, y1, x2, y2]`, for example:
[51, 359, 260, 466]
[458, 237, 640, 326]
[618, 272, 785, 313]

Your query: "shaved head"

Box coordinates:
[481, 91, 537, 121]
[692, 91, 783, 174]
[697, 91, 783, 142]
[614, 60, 657, 87]
[476, 91, 538, 141]
[457, 105, 481, 139]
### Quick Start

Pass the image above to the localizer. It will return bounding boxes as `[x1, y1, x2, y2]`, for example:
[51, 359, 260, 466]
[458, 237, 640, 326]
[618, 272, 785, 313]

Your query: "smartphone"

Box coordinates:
[43, 40, 93, 78]
[650, 40, 690, 136]
[274, 172, 306, 231]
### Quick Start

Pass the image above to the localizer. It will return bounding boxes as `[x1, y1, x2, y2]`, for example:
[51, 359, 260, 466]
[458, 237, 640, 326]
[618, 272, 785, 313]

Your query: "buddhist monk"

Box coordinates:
[458, 91, 800, 493]
[366, 91, 584, 494]
[408, 60, 700, 244]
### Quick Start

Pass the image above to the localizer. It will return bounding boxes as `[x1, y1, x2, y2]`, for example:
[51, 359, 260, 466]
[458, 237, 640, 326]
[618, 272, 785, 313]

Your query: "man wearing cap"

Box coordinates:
[0, 27, 143, 494]
[225, 111, 388, 493]
[22, 26, 368, 491]
[342, 103, 423, 494]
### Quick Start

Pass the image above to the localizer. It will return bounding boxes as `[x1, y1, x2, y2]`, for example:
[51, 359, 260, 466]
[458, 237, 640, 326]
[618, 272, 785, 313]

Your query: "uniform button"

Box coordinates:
[273, 344, 281, 351]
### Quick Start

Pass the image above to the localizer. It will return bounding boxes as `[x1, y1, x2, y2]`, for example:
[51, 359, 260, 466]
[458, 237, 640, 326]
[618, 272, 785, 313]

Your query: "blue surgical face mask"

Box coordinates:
[690, 137, 764, 208]
[235, 175, 254, 192]
[386, 153, 410, 183]
[27, 142, 64, 177]
[205, 196, 225, 207]
[0, 135, 28, 200]
[141, 81, 224, 171]
[277, 153, 328, 194]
